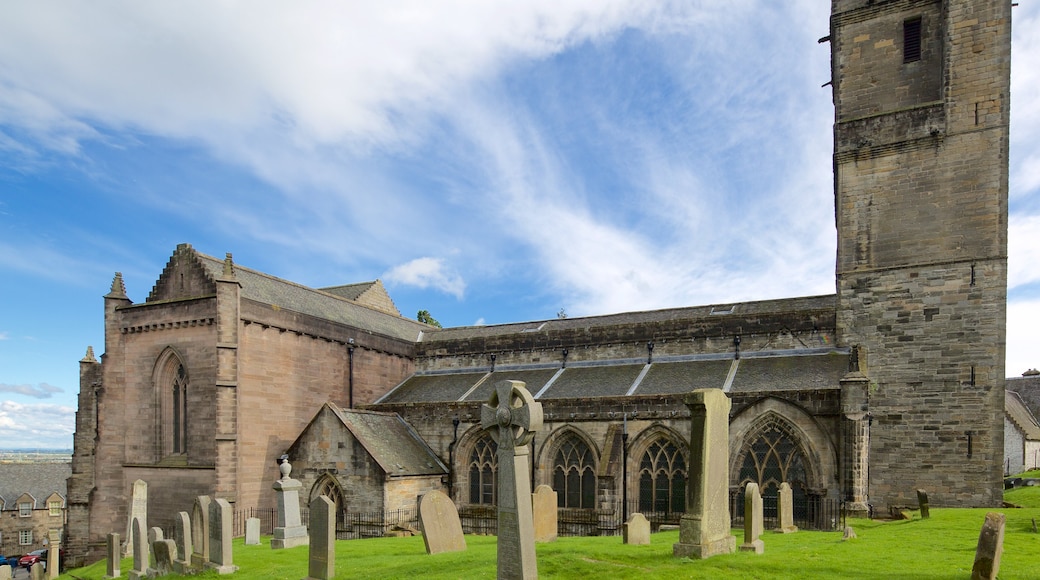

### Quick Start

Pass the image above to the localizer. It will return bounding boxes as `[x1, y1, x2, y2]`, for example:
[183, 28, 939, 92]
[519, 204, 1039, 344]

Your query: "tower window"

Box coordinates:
[904, 18, 922, 63]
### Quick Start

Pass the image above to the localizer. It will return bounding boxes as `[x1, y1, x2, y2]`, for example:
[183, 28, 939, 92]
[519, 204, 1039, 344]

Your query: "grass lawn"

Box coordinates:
[61, 507, 1040, 580]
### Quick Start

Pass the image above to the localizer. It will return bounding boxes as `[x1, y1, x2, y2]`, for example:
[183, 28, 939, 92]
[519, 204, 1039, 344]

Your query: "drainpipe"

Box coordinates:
[348, 339, 355, 408]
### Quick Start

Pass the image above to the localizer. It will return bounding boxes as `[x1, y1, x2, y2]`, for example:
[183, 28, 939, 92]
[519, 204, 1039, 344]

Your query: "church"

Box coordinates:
[65, 0, 1011, 566]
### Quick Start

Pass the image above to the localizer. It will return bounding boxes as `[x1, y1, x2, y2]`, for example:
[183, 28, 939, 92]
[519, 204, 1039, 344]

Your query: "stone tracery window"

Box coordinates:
[638, 436, 687, 514]
[735, 414, 810, 501]
[552, 435, 596, 509]
[468, 434, 498, 505]
[311, 474, 345, 515]
[156, 349, 189, 459]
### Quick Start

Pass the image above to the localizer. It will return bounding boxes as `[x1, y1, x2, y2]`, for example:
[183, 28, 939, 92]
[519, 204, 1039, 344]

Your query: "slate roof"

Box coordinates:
[1006, 390, 1040, 441]
[0, 463, 70, 509]
[326, 404, 447, 477]
[191, 251, 429, 343]
[1007, 374, 1040, 423]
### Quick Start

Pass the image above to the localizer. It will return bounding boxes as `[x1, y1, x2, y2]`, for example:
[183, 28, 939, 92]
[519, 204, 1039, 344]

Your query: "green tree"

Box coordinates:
[417, 309, 442, 328]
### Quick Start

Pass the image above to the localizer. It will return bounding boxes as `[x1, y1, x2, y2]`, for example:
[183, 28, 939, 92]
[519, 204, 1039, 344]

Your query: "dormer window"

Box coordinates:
[19, 502, 31, 517]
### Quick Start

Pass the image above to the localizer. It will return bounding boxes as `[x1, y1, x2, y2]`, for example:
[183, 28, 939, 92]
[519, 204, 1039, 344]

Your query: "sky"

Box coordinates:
[1, 1, 1038, 449]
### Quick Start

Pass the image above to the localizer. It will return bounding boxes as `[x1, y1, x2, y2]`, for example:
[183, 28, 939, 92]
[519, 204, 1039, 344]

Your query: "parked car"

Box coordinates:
[0, 554, 21, 567]
[19, 549, 47, 571]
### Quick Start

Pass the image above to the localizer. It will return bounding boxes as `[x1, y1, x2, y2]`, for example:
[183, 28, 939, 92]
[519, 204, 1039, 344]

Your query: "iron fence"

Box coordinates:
[729, 494, 843, 532]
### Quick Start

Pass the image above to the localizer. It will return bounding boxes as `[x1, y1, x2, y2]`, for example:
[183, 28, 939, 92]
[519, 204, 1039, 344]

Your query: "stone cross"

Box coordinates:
[307, 495, 336, 580]
[673, 389, 736, 559]
[739, 482, 764, 554]
[971, 512, 1006, 580]
[105, 532, 120, 579]
[480, 380, 542, 580]
[777, 482, 798, 533]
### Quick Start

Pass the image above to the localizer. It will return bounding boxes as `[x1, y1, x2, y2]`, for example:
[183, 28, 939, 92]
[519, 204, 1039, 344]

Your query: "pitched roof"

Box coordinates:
[319, 280, 401, 316]
[1006, 390, 1040, 441]
[325, 403, 447, 477]
[0, 463, 71, 509]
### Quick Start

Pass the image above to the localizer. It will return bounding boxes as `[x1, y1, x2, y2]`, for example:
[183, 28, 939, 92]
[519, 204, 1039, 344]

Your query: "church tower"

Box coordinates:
[832, 0, 1010, 507]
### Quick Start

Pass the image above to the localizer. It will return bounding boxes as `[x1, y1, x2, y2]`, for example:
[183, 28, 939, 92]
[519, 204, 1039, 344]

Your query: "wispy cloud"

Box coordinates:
[0, 383, 64, 399]
[0, 400, 75, 448]
[0, 331, 8, 340]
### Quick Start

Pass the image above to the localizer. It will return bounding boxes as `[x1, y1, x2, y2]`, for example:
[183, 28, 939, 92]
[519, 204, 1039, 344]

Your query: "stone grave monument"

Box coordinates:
[739, 482, 764, 554]
[128, 517, 150, 580]
[777, 482, 798, 533]
[480, 380, 543, 580]
[673, 389, 736, 559]
[46, 528, 61, 580]
[190, 495, 211, 569]
[0, 563, 10, 580]
[623, 513, 651, 545]
[173, 511, 193, 574]
[123, 479, 148, 557]
[971, 512, 1006, 580]
[307, 495, 336, 580]
[152, 539, 177, 576]
[531, 485, 558, 543]
[30, 563, 44, 580]
[272, 455, 310, 549]
[105, 532, 120, 578]
[245, 517, 261, 545]
[419, 490, 467, 554]
[917, 489, 930, 519]
[147, 527, 163, 569]
[206, 498, 239, 575]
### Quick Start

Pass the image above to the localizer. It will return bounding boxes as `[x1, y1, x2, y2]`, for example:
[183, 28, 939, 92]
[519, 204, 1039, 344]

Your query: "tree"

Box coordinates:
[417, 309, 442, 328]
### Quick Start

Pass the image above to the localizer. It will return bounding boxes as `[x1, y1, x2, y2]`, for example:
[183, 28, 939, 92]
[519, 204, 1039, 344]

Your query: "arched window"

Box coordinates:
[552, 435, 596, 509]
[735, 415, 810, 506]
[468, 435, 497, 505]
[155, 349, 188, 459]
[311, 474, 345, 515]
[638, 437, 686, 514]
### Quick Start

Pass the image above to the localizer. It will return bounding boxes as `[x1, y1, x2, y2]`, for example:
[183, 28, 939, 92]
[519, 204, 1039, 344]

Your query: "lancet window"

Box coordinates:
[552, 435, 596, 509]
[468, 435, 498, 505]
[735, 415, 810, 500]
[637, 437, 687, 514]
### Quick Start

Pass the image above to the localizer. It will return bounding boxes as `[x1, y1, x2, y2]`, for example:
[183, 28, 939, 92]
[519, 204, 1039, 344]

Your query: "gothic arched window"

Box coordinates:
[468, 435, 497, 505]
[311, 474, 345, 516]
[552, 435, 596, 509]
[735, 415, 810, 502]
[638, 437, 687, 514]
[155, 349, 189, 459]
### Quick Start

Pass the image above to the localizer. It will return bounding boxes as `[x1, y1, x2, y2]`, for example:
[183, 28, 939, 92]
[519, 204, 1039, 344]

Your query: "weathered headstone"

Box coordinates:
[205, 498, 238, 575]
[30, 563, 44, 580]
[673, 389, 736, 559]
[272, 457, 310, 549]
[147, 527, 163, 568]
[739, 482, 764, 554]
[842, 526, 857, 540]
[917, 489, 930, 519]
[777, 482, 798, 533]
[152, 539, 177, 576]
[190, 495, 211, 569]
[105, 532, 120, 578]
[46, 528, 61, 579]
[123, 479, 148, 557]
[173, 511, 192, 574]
[306, 495, 336, 580]
[623, 513, 651, 545]
[970, 512, 1006, 580]
[480, 380, 542, 580]
[531, 485, 558, 543]
[419, 490, 467, 554]
[128, 517, 150, 580]
[245, 517, 261, 545]
[0, 563, 11, 580]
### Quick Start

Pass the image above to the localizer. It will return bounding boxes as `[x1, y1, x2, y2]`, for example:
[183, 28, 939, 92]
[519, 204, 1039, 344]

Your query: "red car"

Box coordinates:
[19, 549, 46, 571]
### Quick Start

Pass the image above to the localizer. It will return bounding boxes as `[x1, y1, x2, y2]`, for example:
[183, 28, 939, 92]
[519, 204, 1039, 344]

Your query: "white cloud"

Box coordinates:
[1007, 298, 1040, 377]
[384, 257, 466, 299]
[0, 383, 64, 399]
[0, 400, 75, 449]
[1009, 215, 1040, 291]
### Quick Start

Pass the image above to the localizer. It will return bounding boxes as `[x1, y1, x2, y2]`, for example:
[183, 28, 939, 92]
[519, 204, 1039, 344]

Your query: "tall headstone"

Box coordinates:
[971, 512, 1006, 580]
[245, 517, 261, 545]
[123, 480, 148, 557]
[173, 511, 193, 575]
[673, 389, 736, 559]
[206, 498, 238, 575]
[105, 532, 120, 579]
[777, 482, 798, 533]
[917, 489, 930, 519]
[272, 457, 310, 549]
[531, 485, 558, 543]
[128, 517, 149, 580]
[306, 495, 335, 580]
[480, 380, 542, 580]
[190, 495, 211, 569]
[739, 482, 764, 554]
[419, 490, 466, 554]
[46, 529, 61, 579]
[623, 513, 651, 546]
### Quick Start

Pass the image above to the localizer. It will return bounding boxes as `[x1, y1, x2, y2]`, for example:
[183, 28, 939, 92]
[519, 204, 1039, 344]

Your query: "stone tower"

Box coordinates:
[832, 0, 1010, 508]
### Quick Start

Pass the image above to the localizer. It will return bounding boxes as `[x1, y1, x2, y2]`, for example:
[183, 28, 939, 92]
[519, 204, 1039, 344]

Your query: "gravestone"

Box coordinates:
[124, 480, 148, 557]
[777, 482, 798, 533]
[152, 539, 177, 576]
[480, 380, 543, 580]
[206, 498, 238, 574]
[45, 529, 61, 579]
[739, 482, 764, 554]
[0, 564, 10, 580]
[531, 485, 557, 543]
[30, 563, 44, 580]
[306, 495, 335, 580]
[917, 489, 930, 519]
[245, 517, 261, 545]
[272, 458, 310, 549]
[842, 526, 857, 541]
[970, 512, 1006, 580]
[173, 511, 192, 574]
[105, 532, 120, 578]
[673, 389, 736, 559]
[623, 513, 651, 545]
[128, 517, 150, 580]
[419, 490, 466, 554]
[147, 527, 163, 568]
[190, 495, 211, 569]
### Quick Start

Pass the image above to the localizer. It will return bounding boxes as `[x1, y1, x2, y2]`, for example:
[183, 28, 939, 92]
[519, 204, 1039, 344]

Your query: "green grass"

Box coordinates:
[60, 508, 1040, 580]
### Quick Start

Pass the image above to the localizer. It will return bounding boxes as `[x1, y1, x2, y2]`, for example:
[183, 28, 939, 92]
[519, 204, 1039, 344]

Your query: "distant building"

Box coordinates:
[1005, 372, 1040, 474]
[0, 463, 70, 557]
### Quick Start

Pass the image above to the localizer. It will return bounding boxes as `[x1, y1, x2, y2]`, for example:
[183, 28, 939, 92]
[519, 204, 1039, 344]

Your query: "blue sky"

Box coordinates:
[1, 1, 1038, 449]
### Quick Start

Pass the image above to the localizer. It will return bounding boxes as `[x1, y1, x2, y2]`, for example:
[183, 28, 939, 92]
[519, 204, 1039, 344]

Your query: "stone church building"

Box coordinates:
[65, 0, 1011, 565]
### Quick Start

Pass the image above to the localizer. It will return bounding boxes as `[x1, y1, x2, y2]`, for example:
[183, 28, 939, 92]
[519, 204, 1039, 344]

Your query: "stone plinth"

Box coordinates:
[272, 477, 310, 549]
